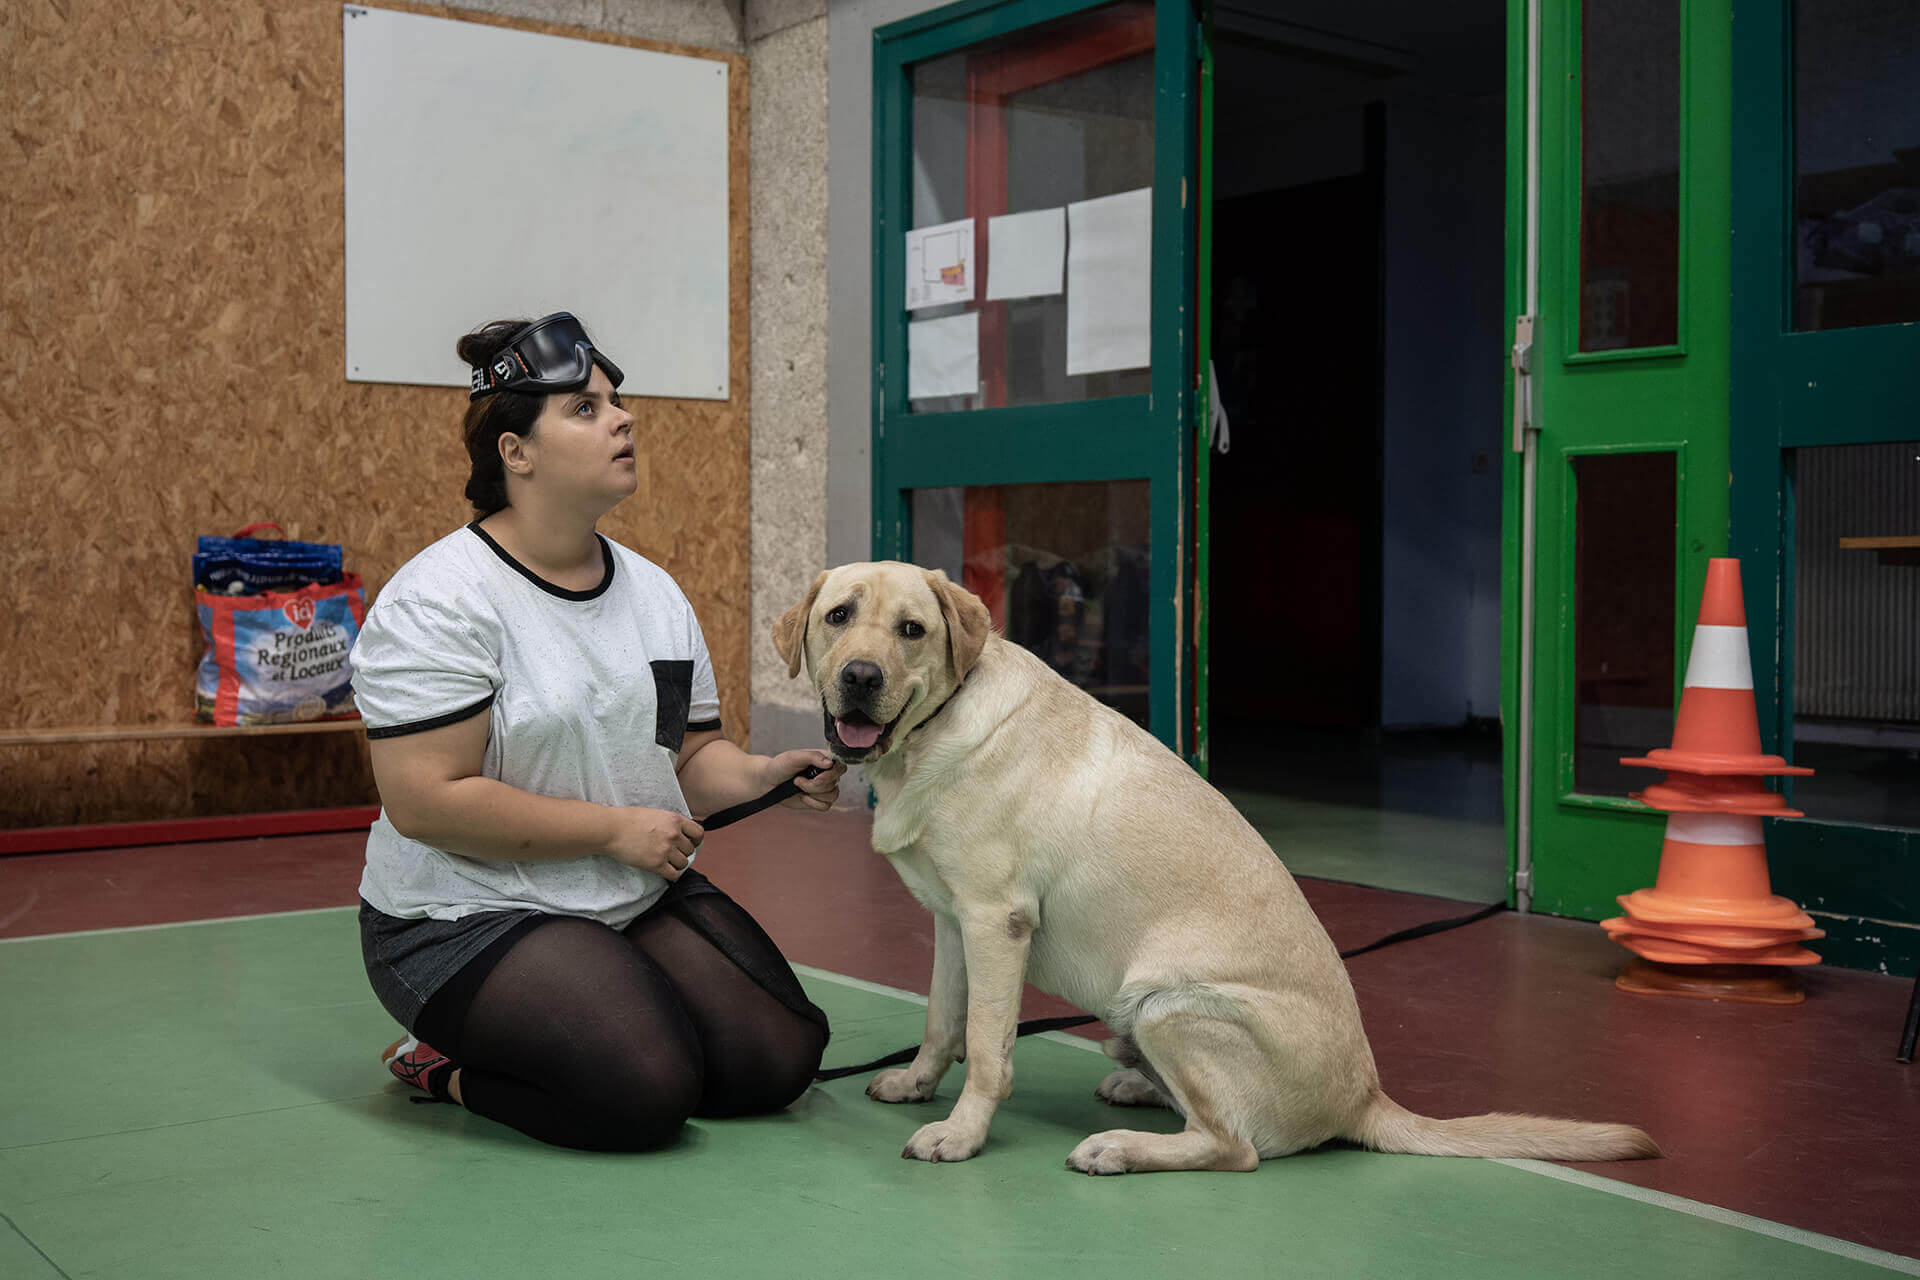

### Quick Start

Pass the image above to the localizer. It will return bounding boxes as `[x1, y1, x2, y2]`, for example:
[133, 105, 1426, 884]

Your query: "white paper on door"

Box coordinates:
[905, 218, 975, 310]
[1065, 188, 1152, 376]
[985, 207, 1066, 301]
[908, 311, 979, 400]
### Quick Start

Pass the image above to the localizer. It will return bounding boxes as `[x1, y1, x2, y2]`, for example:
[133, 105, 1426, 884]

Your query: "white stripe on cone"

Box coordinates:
[1682, 625, 1754, 691]
[1665, 812, 1766, 847]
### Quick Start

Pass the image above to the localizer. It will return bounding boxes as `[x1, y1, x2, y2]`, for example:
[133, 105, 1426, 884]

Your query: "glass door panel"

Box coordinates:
[1787, 441, 1920, 827]
[913, 480, 1151, 725]
[1792, 0, 1920, 333]
[906, 3, 1156, 414]
[1572, 452, 1678, 796]
[1578, 0, 1682, 353]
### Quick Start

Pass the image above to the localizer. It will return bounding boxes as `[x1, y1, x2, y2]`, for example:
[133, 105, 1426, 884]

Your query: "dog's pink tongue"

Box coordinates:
[835, 718, 882, 749]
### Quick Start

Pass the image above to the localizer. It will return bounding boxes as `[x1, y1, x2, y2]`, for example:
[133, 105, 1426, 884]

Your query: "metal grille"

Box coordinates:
[1793, 442, 1920, 723]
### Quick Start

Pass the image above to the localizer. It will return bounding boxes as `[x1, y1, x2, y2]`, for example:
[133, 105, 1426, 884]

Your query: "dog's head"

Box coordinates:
[772, 561, 992, 764]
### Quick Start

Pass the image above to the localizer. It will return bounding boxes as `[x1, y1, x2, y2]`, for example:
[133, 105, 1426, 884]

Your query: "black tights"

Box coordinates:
[416, 879, 828, 1152]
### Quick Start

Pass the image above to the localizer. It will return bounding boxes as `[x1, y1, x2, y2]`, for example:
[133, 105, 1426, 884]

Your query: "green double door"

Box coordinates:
[1514, 0, 1919, 971]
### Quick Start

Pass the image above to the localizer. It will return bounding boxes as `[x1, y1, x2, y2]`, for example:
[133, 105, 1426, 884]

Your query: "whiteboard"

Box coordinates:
[342, 5, 729, 400]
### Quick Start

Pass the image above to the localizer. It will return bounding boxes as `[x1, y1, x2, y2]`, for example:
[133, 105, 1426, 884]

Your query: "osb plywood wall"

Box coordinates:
[0, 0, 750, 828]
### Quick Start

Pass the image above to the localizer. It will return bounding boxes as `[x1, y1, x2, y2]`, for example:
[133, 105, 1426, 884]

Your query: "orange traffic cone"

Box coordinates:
[1618, 559, 1813, 780]
[1601, 559, 1822, 1004]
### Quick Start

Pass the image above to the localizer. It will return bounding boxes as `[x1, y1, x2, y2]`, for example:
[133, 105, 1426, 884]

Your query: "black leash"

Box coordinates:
[1335, 899, 1507, 960]
[812, 900, 1509, 1082]
[700, 766, 824, 832]
[815, 1014, 1097, 1082]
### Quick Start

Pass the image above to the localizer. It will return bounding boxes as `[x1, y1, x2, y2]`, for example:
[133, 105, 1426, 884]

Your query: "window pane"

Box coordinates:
[1790, 443, 1920, 827]
[1793, 0, 1920, 332]
[912, 481, 1150, 725]
[1579, 0, 1680, 352]
[1572, 453, 1677, 794]
[907, 3, 1155, 413]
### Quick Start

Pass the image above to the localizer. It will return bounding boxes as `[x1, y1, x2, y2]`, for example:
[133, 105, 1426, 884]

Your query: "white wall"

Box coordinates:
[746, 4, 833, 730]
[745, 0, 949, 775]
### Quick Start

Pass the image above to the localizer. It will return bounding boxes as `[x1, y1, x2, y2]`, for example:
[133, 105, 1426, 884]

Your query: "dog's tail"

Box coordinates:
[1350, 1091, 1659, 1162]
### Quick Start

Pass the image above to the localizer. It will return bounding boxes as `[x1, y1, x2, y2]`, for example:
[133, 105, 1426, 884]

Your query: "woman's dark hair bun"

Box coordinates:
[457, 319, 532, 370]
[457, 318, 542, 518]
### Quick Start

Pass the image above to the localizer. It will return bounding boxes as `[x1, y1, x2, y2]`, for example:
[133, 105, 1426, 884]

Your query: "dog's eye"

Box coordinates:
[825, 605, 851, 626]
[898, 620, 926, 639]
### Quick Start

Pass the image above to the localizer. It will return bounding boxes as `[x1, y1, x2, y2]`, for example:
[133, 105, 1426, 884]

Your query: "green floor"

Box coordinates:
[1224, 790, 1509, 904]
[2, 910, 1910, 1279]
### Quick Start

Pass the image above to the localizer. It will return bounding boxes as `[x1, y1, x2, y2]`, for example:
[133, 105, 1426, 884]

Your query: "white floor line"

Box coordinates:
[797, 965, 1916, 1271]
[1494, 1159, 1919, 1275]
[793, 965, 1105, 1055]
[791, 963, 929, 1006]
[0, 904, 355, 944]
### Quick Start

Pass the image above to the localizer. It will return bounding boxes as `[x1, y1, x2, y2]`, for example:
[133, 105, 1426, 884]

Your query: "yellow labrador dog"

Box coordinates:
[775, 562, 1656, 1173]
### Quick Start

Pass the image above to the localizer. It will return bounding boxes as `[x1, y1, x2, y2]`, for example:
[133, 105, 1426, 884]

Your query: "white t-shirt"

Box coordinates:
[351, 523, 721, 926]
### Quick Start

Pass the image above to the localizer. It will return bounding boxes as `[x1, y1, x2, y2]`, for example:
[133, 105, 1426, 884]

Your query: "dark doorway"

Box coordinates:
[1210, 124, 1384, 730]
[1201, 4, 1509, 903]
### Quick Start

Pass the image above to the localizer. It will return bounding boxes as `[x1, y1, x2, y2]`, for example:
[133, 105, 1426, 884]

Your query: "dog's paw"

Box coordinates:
[1059, 1136, 1159, 1174]
[902, 1119, 984, 1163]
[1095, 1068, 1171, 1108]
[1066, 1131, 1138, 1175]
[866, 1067, 938, 1103]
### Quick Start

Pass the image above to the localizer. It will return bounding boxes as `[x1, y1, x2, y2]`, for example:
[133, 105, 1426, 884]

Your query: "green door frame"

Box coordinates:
[1504, 0, 1736, 920]
[870, 0, 1204, 753]
[1729, 0, 1920, 977]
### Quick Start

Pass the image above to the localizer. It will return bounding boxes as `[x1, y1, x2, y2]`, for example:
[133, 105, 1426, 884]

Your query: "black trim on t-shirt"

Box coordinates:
[363, 692, 497, 740]
[465, 522, 616, 601]
[686, 718, 723, 734]
[652, 660, 695, 752]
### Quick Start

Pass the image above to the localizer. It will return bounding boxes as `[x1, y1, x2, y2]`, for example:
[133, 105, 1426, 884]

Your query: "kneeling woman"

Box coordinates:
[353, 313, 842, 1150]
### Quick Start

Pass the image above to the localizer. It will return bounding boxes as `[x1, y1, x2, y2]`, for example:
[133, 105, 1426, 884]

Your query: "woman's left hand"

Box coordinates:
[767, 749, 846, 812]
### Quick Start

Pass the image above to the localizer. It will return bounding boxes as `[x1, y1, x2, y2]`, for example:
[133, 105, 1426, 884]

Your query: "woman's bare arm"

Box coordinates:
[368, 712, 699, 877]
[674, 729, 844, 818]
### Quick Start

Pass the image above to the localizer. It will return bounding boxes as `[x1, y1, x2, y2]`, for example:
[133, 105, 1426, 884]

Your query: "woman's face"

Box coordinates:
[516, 366, 638, 508]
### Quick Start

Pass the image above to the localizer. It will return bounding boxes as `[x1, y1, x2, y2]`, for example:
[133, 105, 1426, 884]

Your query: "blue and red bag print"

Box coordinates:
[192, 524, 366, 725]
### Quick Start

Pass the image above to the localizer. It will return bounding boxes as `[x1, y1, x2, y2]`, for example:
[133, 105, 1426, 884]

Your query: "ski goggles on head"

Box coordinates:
[468, 312, 626, 401]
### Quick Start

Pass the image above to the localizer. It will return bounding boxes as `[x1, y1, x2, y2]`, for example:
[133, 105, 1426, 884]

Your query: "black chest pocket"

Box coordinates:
[651, 660, 694, 751]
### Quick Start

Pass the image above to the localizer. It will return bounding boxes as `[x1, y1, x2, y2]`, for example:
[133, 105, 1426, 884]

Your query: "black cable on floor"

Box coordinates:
[1334, 900, 1508, 961]
[812, 900, 1509, 1082]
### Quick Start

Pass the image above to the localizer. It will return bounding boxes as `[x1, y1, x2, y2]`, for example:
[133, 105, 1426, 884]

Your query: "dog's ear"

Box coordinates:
[925, 569, 991, 682]
[772, 571, 828, 679]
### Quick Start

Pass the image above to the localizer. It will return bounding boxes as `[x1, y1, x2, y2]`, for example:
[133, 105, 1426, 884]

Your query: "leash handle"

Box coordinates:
[700, 765, 824, 833]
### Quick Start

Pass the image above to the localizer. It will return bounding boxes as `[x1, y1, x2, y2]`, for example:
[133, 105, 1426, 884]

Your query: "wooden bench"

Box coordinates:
[1, 720, 374, 855]
[1839, 535, 1920, 567]
[0, 720, 366, 748]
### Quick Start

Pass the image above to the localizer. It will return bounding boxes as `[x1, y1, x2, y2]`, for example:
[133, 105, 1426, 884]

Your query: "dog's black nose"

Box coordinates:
[839, 660, 884, 697]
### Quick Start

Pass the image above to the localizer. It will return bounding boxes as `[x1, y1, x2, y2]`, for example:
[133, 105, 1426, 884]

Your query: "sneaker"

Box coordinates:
[382, 1035, 453, 1098]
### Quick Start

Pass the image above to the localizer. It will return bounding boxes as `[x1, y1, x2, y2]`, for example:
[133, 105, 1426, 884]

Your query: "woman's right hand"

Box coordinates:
[607, 808, 705, 880]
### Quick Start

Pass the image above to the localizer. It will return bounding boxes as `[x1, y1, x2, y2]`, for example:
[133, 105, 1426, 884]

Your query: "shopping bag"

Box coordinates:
[192, 521, 343, 595]
[192, 524, 366, 725]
